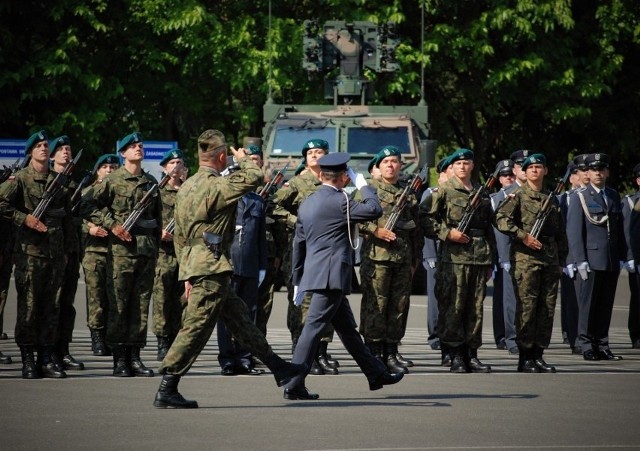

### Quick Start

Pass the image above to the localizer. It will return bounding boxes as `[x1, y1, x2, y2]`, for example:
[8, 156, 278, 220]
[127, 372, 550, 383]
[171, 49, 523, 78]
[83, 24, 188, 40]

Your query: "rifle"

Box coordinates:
[70, 160, 101, 215]
[529, 167, 571, 239]
[0, 158, 22, 184]
[456, 165, 501, 234]
[164, 217, 176, 234]
[258, 163, 290, 199]
[121, 168, 175, 232]
[32, 149, 83, 220]
[384, 163, 429, 231]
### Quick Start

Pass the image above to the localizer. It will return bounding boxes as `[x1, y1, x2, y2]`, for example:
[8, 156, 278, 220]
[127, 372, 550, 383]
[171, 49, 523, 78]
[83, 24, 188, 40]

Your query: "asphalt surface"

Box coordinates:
[1, 273, 639, 450]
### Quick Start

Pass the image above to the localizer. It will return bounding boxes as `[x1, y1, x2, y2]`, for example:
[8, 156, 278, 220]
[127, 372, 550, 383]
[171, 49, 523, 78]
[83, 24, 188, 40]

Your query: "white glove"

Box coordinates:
[354, 173, 368, 190]
[563, 264, 576, 279]
[577, 261, 591, 281]
[346, 168, 358, 185]
[426, 258, 436, 269]
[623, 260, 636, 273]
[258, 269, 266, 287]
[293, 286, 305, 306]
[500, 262, 511, 272]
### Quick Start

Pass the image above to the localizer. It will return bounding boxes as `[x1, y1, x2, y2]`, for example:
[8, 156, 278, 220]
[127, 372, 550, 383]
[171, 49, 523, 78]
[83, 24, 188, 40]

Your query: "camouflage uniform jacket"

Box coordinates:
[81, 182, 109, 254]
[81, 166, 162, 258]
[419, 176, 494, 265]
[270, 170, 322, 232]
[494, 183, 568, 266]
[358, 178, 421, 264]
[0, 165, 73, 258]
[159, 183, 179, 256]
[173, 157, 262, 281]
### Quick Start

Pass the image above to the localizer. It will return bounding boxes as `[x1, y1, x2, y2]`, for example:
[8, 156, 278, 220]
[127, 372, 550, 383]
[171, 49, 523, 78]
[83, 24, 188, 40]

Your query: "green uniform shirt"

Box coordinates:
[271, 170, 322, 231]
[159, 183, 179, 255]
[173, 157, 262, 281]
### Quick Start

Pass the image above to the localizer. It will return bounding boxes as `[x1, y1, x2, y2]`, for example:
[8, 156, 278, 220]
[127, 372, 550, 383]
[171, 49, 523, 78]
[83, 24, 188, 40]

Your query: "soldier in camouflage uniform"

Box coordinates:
[358, 145, 421, 374]
[270, 138, 339, 374]
[0, 169, 17, 364]
[153, 129, 304, 409]
[81, 153, 119, 356]
[495, 154, 568, 372]
[81, 132, 161, 377]
[48, 135, 85, 371]
[419, 148, 495, 373]
[152, 148, 186, 361]
[0, 130, 73, 378]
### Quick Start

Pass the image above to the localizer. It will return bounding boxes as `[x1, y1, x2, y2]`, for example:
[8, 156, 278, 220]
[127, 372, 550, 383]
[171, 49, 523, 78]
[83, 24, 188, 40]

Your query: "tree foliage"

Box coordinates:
[0, 0, 638, 190]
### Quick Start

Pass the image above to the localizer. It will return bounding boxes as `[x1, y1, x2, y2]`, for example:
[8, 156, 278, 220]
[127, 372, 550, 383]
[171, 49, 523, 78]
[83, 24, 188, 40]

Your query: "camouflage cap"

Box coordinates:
[521, 153, 547, 171]
[49, 135, 70, 157]
[160, 148, 184, 166]
[25, 130, 48, 155]
[117, 132, 143, 153]
[95, 153, 120, 167]
[197, 129, 226, 154]
[510, 149, 531, 165]
[374, 145, 401, 168]
[301, 139, 329, 157]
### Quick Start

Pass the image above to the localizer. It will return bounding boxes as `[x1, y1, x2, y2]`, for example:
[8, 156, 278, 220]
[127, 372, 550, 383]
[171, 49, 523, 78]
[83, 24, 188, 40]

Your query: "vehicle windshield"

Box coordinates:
[270, 127, 336, 156]
[347, 127, 411, 155]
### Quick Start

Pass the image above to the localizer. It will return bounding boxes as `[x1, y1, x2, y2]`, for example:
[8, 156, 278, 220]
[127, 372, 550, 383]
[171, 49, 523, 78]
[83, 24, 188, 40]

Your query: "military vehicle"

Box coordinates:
[255, 20, 437, 177]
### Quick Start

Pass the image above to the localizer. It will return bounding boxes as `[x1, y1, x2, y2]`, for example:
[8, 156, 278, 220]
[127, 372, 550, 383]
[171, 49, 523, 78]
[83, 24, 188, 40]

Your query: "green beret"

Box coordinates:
[374, 145, 401, 168]
[25, 130, 48, 155]
[294, 161, 306, 176]
[302, 139, 329, 157]
[246, 144, 263, 156]
[95, 154, 120, 167]
[367, 156, 378, 173]
[117, 132, 143, 153]
[160, 148, 184, 166]
[449, 148, 474, 163]
[49, 135, 70, 157]
[521, 153, 547, 171]
[436, 156, 452, 173]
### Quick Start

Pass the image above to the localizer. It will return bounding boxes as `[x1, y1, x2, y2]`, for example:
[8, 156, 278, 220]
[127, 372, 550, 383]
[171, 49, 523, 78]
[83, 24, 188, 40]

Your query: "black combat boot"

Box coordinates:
[264, 352, 307, 387]
[467, 346, 491, 373]
[20, 347, 40, 379]
[129, 346, 154, 377]
[440, 343, 452, 367]
[518, 347, 541, 373]
[391, 342, 414, 368]
[112, 346, 132, 377]
[61, 342, 85, 370]
[316, 342, 338, 374]
[450, 346, 469, 373]
[319, 341, 340, 368]
[156, 336, 171, 362]
[40, 346, 66, 378]
[90, 328, 109, 356]
[153, 374, 199, 408]
[0, 350, 12, 364]
[385, 342, 408, 374]
[533, 346, 556, 373]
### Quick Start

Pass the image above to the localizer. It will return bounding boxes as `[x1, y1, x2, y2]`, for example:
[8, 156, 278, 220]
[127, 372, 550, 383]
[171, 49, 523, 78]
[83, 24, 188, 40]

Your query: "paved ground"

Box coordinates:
[1, 273, 639, 450]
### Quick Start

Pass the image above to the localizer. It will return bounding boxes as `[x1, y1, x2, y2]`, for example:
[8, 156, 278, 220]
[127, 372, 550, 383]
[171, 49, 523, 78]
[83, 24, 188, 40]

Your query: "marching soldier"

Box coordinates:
[0, 130, 72, 378]
[419, 148, 495, 373]
[621, 163, 640, 349]
[358, 145, 421, 374]
[495, 154, 568, 372]
[81, 132, 161, 377]
[152, 148, 186, 361]
[82, 153, 119, 356]
[567, 153, 625, 361]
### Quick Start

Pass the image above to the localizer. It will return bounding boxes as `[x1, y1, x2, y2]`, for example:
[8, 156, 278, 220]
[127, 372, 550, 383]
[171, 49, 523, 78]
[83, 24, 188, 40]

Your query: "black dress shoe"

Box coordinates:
[598, 349, 623, 361]
[283, 387, 320, 400]
[0, 332, 8, 340]
[0, 351, 11, 364]
[496, 340, 507, 350]
[508, 347, 519, 355]
[238, 364, 265, 375]
[430, 341, 441, 351]
[221, 364, 236, 376]
[369, 370, 404, 391]
[583, 349, 600, 361]
[571, 346, 583, 355]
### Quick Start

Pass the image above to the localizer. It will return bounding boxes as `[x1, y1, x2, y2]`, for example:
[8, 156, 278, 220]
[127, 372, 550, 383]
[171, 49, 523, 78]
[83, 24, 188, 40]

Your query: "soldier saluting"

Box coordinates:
[495, 154, 568, 372]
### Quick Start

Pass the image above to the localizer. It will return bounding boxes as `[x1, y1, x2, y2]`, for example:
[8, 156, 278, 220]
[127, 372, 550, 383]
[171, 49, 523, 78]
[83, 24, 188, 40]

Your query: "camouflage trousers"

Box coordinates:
[359, 257, 411, 343]
[0, 251, 13, 334]
[435, 262, 489, 349]
[286, 278, 334, 344]
[58, 252, 80, 344]
[106, 253, 156, 347]
[256, 260, 277, 337]
[152, 251, 185, 338]
[159, 273, 273, 376]
[82, 251, 109, 330]
[511, 262, 560, 349]
[13, 252, 63, 346]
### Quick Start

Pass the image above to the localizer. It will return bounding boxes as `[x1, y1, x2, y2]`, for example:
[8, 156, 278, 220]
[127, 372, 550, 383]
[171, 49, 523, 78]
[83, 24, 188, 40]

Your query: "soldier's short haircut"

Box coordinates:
[198, 129, 227, 156]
